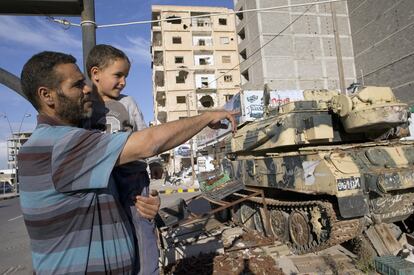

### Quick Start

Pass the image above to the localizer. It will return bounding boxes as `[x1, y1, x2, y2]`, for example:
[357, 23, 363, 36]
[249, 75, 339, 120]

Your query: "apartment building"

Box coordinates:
[6, 131, 31, 185]
[233, 0, 356, 91]
[151, 5, 241, 124]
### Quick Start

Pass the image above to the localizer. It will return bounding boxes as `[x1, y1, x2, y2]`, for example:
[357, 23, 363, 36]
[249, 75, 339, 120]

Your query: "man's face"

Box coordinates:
[54, 63, 92, 125]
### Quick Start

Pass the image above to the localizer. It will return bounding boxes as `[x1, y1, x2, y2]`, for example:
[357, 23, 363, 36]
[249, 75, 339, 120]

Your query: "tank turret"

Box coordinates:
[225, 86, 410, 156]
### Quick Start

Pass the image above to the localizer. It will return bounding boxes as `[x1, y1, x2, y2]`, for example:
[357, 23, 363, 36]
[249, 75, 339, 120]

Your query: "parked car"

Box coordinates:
[0, 181, 14, 193]
[177, 145, 191, 157]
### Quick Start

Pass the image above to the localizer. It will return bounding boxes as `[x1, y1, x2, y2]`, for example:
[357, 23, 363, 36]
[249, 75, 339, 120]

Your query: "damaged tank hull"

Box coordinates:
[217, 86, 414, 253]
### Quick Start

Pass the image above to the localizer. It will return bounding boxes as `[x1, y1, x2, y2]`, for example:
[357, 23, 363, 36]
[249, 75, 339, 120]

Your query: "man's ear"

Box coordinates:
[37, 87, 55, 107]
[90, 66, 100, 82]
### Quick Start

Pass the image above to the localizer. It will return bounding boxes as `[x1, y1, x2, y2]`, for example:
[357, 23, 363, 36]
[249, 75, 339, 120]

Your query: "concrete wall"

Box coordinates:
[348, 0, 414, 106]
[234, 0, 356, 91]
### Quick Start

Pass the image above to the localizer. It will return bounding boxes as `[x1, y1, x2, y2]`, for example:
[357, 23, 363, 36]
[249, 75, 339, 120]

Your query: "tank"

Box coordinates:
[214, 86, 414, 254]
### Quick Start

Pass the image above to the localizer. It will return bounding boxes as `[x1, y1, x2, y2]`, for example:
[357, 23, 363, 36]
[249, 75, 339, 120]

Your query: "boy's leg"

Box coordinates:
[132, 206, 160, 275]
[133, 175, 160, 275]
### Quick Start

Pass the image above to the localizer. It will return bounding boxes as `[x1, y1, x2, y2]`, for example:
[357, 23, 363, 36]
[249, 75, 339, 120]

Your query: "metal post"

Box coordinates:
[15, 113, 31, 192]
[81, 0, 96, 75]
[186, 94, 196, 185]
[330, 1, 346, 94]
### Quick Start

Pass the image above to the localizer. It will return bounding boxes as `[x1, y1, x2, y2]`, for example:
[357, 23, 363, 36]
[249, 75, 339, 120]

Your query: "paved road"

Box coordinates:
[0, 197, 32, 274]
[0, 179, 200, 274]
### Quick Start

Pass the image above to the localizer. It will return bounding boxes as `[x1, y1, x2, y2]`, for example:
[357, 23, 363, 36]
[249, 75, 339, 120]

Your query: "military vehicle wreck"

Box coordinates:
[213, 86, 414, 254]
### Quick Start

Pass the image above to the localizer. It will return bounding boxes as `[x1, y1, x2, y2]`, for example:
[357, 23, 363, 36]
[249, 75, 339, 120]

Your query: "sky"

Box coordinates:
[0, 0, 233, 169]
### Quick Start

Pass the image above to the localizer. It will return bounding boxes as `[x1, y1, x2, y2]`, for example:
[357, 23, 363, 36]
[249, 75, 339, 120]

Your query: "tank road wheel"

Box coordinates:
[253, 206, 265, 233]
[239, 203, 256, 229]
[288, 211, 312, 248]
[270, 210, 289, 241]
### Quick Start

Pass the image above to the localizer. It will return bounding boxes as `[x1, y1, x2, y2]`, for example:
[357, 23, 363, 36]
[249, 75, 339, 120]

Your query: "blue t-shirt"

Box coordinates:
[18, 115, 135, 274]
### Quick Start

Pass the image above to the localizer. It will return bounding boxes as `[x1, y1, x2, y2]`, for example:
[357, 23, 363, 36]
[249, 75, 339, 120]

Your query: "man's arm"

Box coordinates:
[118, 110, 236, 165]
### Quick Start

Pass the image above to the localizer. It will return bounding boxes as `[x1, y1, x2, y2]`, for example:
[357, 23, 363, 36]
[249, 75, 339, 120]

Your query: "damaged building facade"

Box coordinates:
[151, 5, 241, 124]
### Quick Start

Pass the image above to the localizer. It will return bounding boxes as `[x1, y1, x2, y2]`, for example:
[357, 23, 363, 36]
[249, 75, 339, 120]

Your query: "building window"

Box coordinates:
[176, 96, 186, 104]
[222, 55, 231, 63]
[219, 18, 227, 25]
[176, 70, 188, 83]
[175, 56, 184, 63]
[201, 77, 209, 88]
[167, 16, 182, 24]
[220, 37, 229, 44]
[225, 94, 234, 102]
[198, 39, 206, 46]
[172, 36, 182, 44]
[224, 75, 233, 82]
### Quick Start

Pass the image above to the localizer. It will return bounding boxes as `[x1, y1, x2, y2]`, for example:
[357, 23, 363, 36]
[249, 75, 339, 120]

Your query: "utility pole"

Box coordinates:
[186, 94, 196, 185]
[330, 1, 346, 94]
[81, 0, 96, 75]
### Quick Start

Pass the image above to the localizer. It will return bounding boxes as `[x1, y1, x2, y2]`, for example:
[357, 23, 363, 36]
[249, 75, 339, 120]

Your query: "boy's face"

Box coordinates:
[91, 58, 130, 101]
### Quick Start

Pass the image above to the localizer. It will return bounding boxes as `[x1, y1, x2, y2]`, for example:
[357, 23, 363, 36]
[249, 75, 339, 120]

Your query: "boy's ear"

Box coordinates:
[37, 86, 55, 107]
[90, 66, 100, 82]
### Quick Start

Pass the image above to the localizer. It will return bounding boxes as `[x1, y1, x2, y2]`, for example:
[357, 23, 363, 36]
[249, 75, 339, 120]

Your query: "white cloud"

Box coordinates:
[0, 16, 82, 52]
[114, 35, 151, 65]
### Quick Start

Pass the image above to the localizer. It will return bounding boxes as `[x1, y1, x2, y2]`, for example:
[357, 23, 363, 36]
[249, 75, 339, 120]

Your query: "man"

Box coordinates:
[18, 51, 236, 274]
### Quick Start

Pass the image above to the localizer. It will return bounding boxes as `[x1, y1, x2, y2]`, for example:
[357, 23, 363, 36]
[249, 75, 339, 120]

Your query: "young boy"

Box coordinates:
[86, 44, 162, 275]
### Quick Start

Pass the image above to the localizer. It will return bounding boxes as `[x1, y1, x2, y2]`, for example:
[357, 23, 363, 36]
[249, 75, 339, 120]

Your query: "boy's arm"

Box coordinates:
[118, 110, 237, 165]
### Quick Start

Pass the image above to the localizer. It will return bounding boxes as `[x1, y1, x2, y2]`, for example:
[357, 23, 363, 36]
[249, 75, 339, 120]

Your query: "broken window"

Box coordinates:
[219, 18, 227, 25]
[155, 71, 165, 86]
[176, 70, 188, 84]
[167, 16, 182, 24]
[172, 36, 182, 44]
[224, 75, 233, 82]
[154, 51, 163, 66]
[153, 31, 162, 46]
[176, 96, 186, 104]
[175, 56, 184, 64]
[222, 55, 231, 63]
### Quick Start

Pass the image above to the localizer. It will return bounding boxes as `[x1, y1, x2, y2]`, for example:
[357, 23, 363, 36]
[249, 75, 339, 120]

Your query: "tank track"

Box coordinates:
[236, 195, 365, 254]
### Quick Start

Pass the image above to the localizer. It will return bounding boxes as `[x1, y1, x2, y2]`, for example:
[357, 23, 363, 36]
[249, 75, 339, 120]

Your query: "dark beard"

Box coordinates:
[56, 91, 90, 126]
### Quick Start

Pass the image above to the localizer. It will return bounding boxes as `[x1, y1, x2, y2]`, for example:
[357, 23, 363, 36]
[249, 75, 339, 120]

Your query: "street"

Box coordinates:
[0, 179, 200, 274]
[0, 197, 32, 274]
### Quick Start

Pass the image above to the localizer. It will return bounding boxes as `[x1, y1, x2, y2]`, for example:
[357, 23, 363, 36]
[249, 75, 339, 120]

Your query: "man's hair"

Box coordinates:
[86, 44, 131, 78]
[20, 51, 77, 110]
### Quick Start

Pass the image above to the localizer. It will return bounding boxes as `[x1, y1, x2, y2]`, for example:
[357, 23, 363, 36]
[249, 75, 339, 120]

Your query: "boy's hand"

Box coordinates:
[135, 190, 160, 219]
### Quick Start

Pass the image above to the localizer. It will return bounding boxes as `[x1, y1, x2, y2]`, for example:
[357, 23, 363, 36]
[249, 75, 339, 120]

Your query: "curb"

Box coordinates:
[158, 188, 200, 195]
[0, 194, 19, 201]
